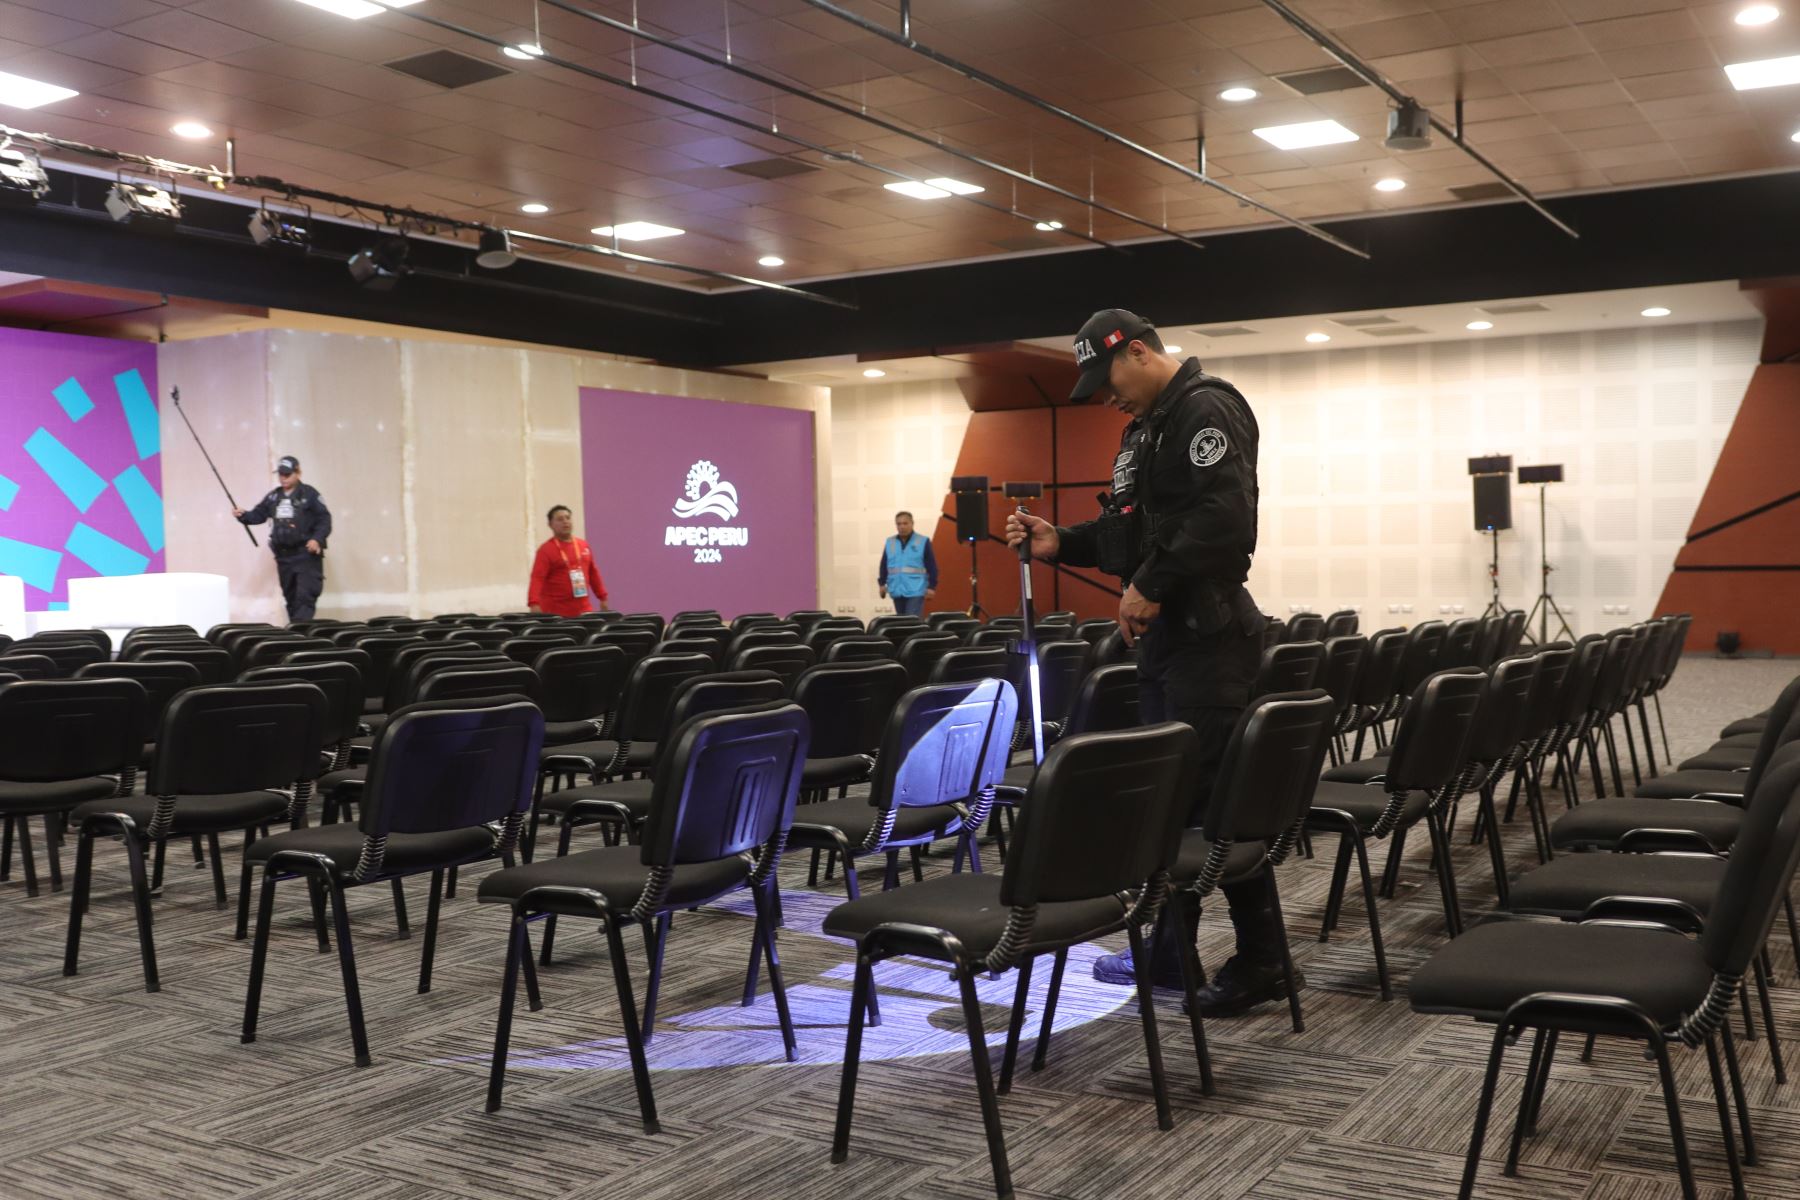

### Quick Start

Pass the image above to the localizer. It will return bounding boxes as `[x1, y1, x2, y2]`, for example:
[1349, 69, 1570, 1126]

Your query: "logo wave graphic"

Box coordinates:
[672, 482, 738, 522]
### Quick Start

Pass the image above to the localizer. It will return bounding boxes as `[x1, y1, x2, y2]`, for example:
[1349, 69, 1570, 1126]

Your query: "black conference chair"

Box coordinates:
[1409, 754, 1800, 1200]
[480, 703, 809, 1126]
[792, 660, 911, 803]
[138, 644, 234, 685]
[63, 681, 328, 992]
[825, 721, 1203, 1200]
[0, 653, 60, 681]
[786, 609, 831, 630]
[1438, 617, 1483, 670]
[502, 635, 577, 665]
[1074, 618, 1116, 646]
[730, 611, 779, 631]
[533, 644, 628, 747]
[929, 646, 1009, 685]
[1252, 640, 1324, 699]
[242, 699, 544, 1066]
[731, 642, 817, 690]
[1324, 609, 1359, 638]
[75, 660, 202, 789]
[1316, 634, 1367, 766]
[1282, 613, 1325, 643]
[726, 627, 801, 661]
[652, 636, 722, 668]
[897, 631, 959, 684]
[11, 637, 109, 677]
[448, 628, 512, 650]
[823, 636, 898, 665]
[241, 636, 336, 670]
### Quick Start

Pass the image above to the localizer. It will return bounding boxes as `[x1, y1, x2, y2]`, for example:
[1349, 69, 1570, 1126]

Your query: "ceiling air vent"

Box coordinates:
[1192, 325, 1257, 337]
[1274, 65, 1370, 95]
[1361, 325, 1429, 337]
[1449, 181, 1514, 202]
[1481, 301, 1551, 315]
[386, 50, 512, 89]
[728, 157, 819, 180]
[1331, 314, 1397, 328]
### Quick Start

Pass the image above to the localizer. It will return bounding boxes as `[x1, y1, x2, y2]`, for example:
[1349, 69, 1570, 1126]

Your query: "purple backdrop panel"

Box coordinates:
[579, 388, 816, 618]
[0, 328, 162, 607]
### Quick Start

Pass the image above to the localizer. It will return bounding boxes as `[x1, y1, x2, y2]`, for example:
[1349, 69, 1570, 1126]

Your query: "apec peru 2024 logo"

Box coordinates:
[665, 459, 748, 564]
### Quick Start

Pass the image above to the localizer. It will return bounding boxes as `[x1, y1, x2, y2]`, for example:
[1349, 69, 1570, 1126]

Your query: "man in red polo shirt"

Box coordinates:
[528, 504, 610, 616]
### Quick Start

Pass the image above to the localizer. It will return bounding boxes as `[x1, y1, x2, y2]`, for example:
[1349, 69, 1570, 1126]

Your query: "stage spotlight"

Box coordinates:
[0, 145, 49, 202]
[248, 206, 310, 251]
[348, 237, 409, 290]
[105, 179, 181, 225]
[475, 227, 516, 269]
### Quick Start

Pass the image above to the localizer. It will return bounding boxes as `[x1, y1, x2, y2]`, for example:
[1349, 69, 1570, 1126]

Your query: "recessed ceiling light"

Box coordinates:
[292, 0, 423, 18]
[519, 202, 548, 214]
[1253, 120, 1359, 150]
[1373, 177, 1406, 192]
[1724, 53, 1800, 89]
[0, 70, 79, 109]
[1163, 344, 1183, 354]
[1466, 320, 1493, 331]
[1736, 5, 1780, 25]
[503, 42, 545, 59]
[1305, 332, 1331, 344]
[1642, 306, 1672, 317]
[758, 255, 784, 267]
[1791, 127, 1800, 142]
[170, 121, 212, 139]
[884, 176, 984, 200]
[590, 221, 684, 241]
[1219, 87, 1258, 102]
[862, 368, 886, 378]
[1034, 219, 1063, 231]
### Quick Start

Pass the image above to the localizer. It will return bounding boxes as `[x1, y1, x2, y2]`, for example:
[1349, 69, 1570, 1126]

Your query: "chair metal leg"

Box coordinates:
[807, 847, 823, 887]
[1738, 978, 1757, 1041]
[1653, 691, 1672, 762]
[1319, 833, 1353, 940]
[241, 869, 280, 1044]
[1786, 895, 1800, 971]
[205, 832, 228, 906]
[1650, 1035, 1699, 1200]
[15, 814, 38, 897]
[191, 833, 205, 866]
[42, 813, 62, 891]
[326, 877, 371, 1067]
[1032, 946, 1068, 1073]
[1585, 731, 1608, 800]
[1720, 1018, 1758, 1166]
[1620, 712, 1643, 788]
[418, 868, 444, 994]
[1602, 723, 1626, 799]
[1127, 924, 1174, 1131]
[1425, 808, 1465, 937]
[831, 952, 873, 1163]
[1172, 903, 1217, 1093]
[235, 829, 257, 939]
[444, 864, 457, 898]
[957, 966, 1016, 1197]
[0, 813, 11, 881]
[600, 912, 660, 1134]
[1504, 1029, 1547, 1176]
[390, 877, 411, 939]
[1476, 784, 1511, 908]
[1379, 827, 1408, 899]
[485, 915, 527, 1113]
[1526, 1031, 1558, 1137]
[750, 882, 797, 1062]
[1348, 830, 1393, 1000]
[911, 844, 926, 882]
[998, 955, 1033, 1095]
[519, 919, 542, 1011]
[842, 850, 862, 900]
[123, 832, 160, 993]
[1636, 701, 1659, 778]
[884, 849, 901, 891]
[307, 877, 330, 952]
[1265, 870, 1305, 1033]
[641, 912, 671, 1041]
[1460, 1022, 1512, 1200]
[1705, 1034, 1748, 1200]
[1752, 954, 1787, 1084]
[61, 828, 95, 976]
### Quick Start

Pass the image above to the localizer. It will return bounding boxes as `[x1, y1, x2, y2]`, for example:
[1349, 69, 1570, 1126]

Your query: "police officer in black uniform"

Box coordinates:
[235, 455, 332, 624]
[1007, 308, 1295, 1016]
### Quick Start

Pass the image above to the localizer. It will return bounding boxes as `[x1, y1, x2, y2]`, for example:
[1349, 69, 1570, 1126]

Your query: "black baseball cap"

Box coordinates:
[1070, 308, 1157, 402]
[276, 456, 299, 475]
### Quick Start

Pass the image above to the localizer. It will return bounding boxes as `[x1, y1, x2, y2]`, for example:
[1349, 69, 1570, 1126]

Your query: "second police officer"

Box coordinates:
[1006, 308, 1290, 1016]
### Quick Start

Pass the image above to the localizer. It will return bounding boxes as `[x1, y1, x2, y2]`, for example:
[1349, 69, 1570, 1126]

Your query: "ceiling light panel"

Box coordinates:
[590, 221, 683, 241]
[0, 70, 79, 109]
[1253, 120, 1359, 150]
[1724, 54, 1800, 90]
[293, 0, 422, 17]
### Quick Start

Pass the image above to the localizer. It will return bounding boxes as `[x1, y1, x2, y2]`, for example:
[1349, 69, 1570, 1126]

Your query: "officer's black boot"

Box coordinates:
[1091, 890, 1195, 989]
[1188, 879, 1304, 1017]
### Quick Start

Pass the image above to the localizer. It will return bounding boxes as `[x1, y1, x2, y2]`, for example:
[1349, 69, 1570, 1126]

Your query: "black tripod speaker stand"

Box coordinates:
[1519, 465, 1574, 644]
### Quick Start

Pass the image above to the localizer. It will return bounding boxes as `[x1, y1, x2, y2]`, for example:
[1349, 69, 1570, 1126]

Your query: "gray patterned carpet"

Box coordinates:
[3, 656, 1796, 1200]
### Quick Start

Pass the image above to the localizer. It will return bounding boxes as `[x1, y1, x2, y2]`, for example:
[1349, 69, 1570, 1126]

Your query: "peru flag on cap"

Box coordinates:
[1103, 329, 1124, 348]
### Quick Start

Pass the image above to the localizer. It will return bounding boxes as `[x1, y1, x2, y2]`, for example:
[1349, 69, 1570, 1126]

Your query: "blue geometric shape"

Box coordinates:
[112, 465, 164, 553]
[115, 368, 160, 459]
[53, 377, 94, 422]
[47, 602, 68, 612]
[64, 522, 149, 577]
[23, 427, 106, 512]
[0, 535, 62, 592]
[0, 473, 16, 511]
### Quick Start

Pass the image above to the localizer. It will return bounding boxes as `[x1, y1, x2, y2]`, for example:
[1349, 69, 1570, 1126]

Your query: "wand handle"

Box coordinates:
[171, 387, 258, 547]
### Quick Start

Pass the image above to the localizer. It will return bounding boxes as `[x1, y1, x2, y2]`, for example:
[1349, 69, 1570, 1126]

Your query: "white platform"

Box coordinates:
[61, 573, 231, 639]
[0, 575, 23, 640]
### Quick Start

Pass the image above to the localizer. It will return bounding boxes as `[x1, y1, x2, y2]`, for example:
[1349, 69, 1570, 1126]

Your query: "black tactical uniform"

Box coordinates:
[239, 463, 331, 623]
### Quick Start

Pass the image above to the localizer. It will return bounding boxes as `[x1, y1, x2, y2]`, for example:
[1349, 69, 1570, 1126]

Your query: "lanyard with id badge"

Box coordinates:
[558, 540, 588, 599]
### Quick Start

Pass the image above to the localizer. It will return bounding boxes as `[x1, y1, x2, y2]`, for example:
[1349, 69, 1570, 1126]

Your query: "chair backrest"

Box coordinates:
[532, 644, 628, 723]
[207, 622, 275, 644]
[1736, 674, 1800, 796]
[614, 652, 715, 743]
[898, 631, 960, 684]
[1282, 613, 1325, 643]
[726, 627, 801, 659]
[1460, 655, 1539, 764]
[805, 625, 859, 655]
[653, 636, 722, 668]
[1558, 636, 1607, 726]
[1438, 618, 1483, 670]
[787, 610, 831, 630]
[637, 703, 809, 868]
[413, 663, 541, 705]
[1397, 620, 1449, 694]
[239, 660, 365, 747]
[1075, 618, 1117, 646]
[283, 646, 373, 684]
[672, 609, 719, 623]
[344, 634, 418, 700]
[1517, 645, 1574, 741]
[387, 646, 506, 711]
[1030, 639, 1094, 727]
[1382, 668, 1487, 793]
[1498, 610, 1528, 660]
[1701, 754, 1800, 980]
[1094, 627, 1134, 667]
[224, 629, 305, 669]
[966, 627, 1015, 648]
[1064, 663, 1140, 735]
[76, 660, 201, 735]
[137, 645, 234, 685]
[931, 616, 982, 641]
[1002, 721, 1197, 907]
[1470, 615, 1506, 669]
[11, 638, 108, 676]
[1588, 627, 1640, 714]
[1324, 609, 1359, 638]
[870, 614, 928, 644]
[449, 628, 512, 650]
[928, 646, 1009, 685]
[730, 643, 817, 691]
[792, 661, 911, 758]
[149, 681, 329, 795]
[241, 636, 337, 670]
[730, 612, 779, 631]
[669, 622, 730, 647]
[29, 628, 111, 653]
[367, 614, 417, 627]
[588, 626, 657, 669]
[1318, 635, 1367, 716]
[122, 635, 212, 660]
[1351, 628, 1407, 707]
[502, 635, 576, 665]
[1253, 640, 1324, 698]
[359, 700, 544, 840]
[0, 654, 61, 680]
[869, 677, 1017, 812]
[815, 616, 864, 632]
[657, 672, 787, 741]
[824, 636, 898, 664]
[1203, 690, 1336, 844]
[120, 624, 196, 655]
[0, 677, 148, 779]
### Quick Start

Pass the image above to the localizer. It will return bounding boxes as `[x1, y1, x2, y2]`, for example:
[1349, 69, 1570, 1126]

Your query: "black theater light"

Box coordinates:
[248, 204, 311, 251]
[348, 237, 410, 290]
[105, 178, 181, 225]
[0, 145, 50, 203]
[475, 227, 517, 269]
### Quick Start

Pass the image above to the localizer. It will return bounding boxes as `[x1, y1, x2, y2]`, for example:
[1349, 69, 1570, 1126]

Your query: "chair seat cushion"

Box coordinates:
[1506, 853, 1725, 920]
[802, 754, 874, 791]
[1632, 769, 1747, 800]
[1172, 833, 1269, 888]
[541, 778, 653, 820]
[821, 872, 1128, 961]
[1710, 733, 1762, 751]
[789, 796, 963, 850]
[1719, 718, 1766, 739]
[1550, 798, 1743, 852]
[1677, 748, 1754, 772]
[1308, 780, 1431, 831]
[71, 790, 290, 834]
[363, 712, 390, 734]
[1409, 919, 1715, 1026]
[477, 844, 750, 914]
[999, 762, 1033, 791]
[1321, 757, 1388, 785]
[362, 697, 384, 716]
[0, 776, 118, 812]
[542, 719, 603, 747]
[319, 767, 365, 794]
[248, 823, 495, 875]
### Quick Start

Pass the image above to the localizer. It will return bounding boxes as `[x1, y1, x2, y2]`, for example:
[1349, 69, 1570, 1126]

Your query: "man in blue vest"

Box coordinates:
[877, 510, 938, 616]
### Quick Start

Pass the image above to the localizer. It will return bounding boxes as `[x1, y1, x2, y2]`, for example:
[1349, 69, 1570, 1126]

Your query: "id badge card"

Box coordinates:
[569, 569, 588, 598]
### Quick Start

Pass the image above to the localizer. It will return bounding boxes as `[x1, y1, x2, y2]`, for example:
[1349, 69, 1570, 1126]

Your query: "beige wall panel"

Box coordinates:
[405, 342, 530, 615]
[157, 332, 281, 626]
[266, 331, 407, 620]
[522, 349, 584, 566]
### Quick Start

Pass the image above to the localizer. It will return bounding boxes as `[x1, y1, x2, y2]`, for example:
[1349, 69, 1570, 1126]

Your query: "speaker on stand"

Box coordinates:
[951, 475, 990, 619]
[1518, 463, 1574, 644]
[1468, 456, 1513, 619]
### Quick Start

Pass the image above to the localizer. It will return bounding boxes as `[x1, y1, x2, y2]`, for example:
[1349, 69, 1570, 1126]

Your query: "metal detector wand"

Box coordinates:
[170, 387, 257, 547]
[1015, 506, 1046, 766]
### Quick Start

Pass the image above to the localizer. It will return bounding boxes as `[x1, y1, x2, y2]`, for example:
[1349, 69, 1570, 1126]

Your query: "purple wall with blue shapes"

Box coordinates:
[0, 327, 162, 608]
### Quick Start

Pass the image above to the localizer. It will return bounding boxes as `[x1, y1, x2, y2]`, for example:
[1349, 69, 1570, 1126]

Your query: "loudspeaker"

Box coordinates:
[955, 490, 989, 543]
[1472, 474, 1512, 531]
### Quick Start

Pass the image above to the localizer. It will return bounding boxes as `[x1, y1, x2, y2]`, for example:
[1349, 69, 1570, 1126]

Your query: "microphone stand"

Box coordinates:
[171, 387, 258, 547]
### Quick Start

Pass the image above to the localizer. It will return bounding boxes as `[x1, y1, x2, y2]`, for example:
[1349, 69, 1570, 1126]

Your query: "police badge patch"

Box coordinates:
[1189, 427, 1227, 467]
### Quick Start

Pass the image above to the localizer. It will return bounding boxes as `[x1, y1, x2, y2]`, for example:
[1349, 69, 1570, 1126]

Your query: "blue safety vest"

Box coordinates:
[885, 535, 930, 598]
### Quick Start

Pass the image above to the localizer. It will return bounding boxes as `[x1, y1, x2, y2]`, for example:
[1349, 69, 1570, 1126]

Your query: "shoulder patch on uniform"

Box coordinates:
[1189, 427, 1227, 467]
